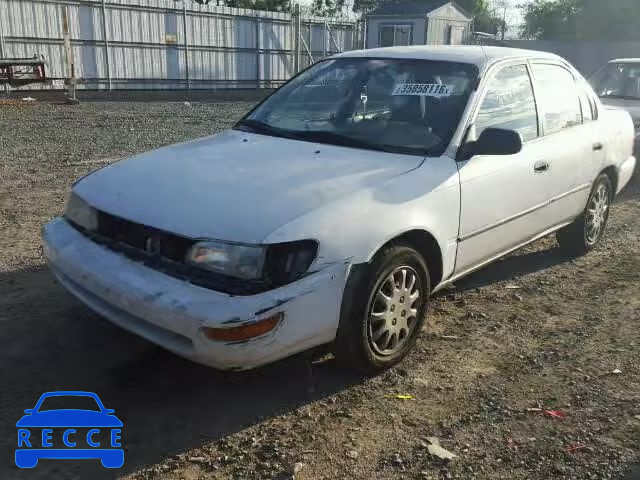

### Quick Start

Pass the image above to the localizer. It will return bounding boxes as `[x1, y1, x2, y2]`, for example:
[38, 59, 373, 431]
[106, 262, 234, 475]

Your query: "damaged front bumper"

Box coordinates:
[42, 218, 349, 370]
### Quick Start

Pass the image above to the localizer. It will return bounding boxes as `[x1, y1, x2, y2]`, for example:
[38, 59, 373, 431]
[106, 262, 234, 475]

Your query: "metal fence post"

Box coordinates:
[255, 17, 260, 87]
[363, 17, 367, 49]
[62, 5, 78, 102]
[182, 0, 190, 90]
[293, 3, 300, 74]
[101, 0, 112, 91]
[0, 31, 9, 95]
[323, 19, 327, 57]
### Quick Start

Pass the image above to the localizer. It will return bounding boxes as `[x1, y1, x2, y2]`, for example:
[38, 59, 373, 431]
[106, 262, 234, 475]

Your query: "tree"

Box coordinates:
[520, 0, 582, 39]
[311, 0, 346, 17]
[520, 0, 640, 40]
[578, 0, 640, 40]
[224, 0, 291, 11]
[189, 0, 290, 11]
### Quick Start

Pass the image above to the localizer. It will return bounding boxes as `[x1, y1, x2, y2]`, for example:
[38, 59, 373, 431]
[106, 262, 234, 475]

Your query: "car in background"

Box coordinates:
[589, 58, 640, 150]
[43, 46, 637, 374]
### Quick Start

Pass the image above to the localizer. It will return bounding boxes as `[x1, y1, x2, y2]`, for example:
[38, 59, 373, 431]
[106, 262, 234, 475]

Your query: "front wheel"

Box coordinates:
[556, 174, 612, 256]
[334, 244, 430, 374]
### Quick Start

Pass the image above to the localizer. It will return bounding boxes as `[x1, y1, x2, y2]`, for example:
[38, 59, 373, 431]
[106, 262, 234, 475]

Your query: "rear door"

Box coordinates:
[529, 63, 602, 224]
[455, 62, 553, 275]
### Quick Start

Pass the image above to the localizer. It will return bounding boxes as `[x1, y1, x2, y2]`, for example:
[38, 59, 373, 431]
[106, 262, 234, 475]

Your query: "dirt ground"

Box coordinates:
[1, 99, 639, 480]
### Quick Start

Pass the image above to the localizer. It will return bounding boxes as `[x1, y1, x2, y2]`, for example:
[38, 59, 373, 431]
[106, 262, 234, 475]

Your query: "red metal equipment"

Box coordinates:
[0, 55, 47, 87]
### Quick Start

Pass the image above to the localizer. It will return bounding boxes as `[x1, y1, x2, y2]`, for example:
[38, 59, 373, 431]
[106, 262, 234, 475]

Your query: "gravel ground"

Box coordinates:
[1, 99, 639, 480]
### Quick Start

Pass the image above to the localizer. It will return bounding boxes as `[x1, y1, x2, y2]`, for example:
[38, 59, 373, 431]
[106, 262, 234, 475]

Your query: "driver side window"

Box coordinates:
[475, 64, 539, 143]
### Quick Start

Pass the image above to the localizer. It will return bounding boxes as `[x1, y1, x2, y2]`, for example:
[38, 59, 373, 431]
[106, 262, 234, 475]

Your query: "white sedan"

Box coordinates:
[43, 46, 637, 373]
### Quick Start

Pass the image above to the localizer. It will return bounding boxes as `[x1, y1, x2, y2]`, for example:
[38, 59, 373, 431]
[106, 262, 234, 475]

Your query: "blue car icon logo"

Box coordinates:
[16, 391, 123, 468]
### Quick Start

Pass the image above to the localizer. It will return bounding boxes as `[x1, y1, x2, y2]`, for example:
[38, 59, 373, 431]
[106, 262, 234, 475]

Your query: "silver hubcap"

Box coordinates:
[585, 183, 609, 245]
[367, 266, 421, 356]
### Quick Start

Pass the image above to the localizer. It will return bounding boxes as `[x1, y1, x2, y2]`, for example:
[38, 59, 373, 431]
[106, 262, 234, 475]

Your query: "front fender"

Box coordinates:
[263, 156, 461, 281]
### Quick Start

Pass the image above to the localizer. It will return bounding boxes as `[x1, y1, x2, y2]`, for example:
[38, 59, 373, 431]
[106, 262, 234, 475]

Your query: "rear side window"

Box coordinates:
[578, 86, 594, 122]
[475, 64, 539, 143]
[531, 64, 582, 134]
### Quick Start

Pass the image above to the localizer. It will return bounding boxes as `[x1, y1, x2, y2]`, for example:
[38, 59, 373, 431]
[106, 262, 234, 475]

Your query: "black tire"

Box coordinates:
[334, 243, 430, 374]
[556, 174, 613, 256]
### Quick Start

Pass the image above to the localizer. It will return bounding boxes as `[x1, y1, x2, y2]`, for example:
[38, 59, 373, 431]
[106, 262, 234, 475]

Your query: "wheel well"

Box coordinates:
[378, 230, 443, 288]
[601, 166, 618, 194]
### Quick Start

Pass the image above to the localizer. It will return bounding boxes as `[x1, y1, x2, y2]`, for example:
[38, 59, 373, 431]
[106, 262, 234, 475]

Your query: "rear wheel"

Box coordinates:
[556, 174, 612, 256]
[334, 244, 430, 374]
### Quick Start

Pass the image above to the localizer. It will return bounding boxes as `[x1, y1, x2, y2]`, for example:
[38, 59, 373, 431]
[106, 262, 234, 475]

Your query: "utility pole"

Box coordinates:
[62, 6, 79, 104]
[293, 3, 301, 74]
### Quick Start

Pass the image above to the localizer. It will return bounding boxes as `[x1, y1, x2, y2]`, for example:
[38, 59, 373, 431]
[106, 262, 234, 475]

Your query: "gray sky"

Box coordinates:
[487, 0, 524, 37]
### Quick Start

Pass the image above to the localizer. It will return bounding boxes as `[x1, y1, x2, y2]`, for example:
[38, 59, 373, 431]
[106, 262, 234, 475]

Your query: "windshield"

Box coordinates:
[37, 395, 102, 412]
[590, 62, 640, 100]
[236, 58, 478, 156]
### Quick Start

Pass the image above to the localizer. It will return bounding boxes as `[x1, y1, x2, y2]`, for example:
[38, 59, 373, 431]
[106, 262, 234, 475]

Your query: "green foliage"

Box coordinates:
[520, 0, 640, 40]
[352, 0, 377, 14]
[520, 0, 582, 39]
[192, 0, 291, 12]
[312, 0, 346, 17]
[578, 0, 640, 40]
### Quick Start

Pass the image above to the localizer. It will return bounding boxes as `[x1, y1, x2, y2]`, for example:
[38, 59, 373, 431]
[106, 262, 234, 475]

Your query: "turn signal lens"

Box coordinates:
[202, 313, 283, 342]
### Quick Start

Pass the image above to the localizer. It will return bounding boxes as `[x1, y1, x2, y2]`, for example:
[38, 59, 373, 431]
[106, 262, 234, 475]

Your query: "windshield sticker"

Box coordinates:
[392, 84, 453, 97]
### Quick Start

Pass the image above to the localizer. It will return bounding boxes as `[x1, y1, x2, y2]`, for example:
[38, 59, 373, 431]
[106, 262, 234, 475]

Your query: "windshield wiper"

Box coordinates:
[234, 119, 293, 139]
[297, 130, 440, 156]
[600, 94, 640, 101]
[234, 122, 440, 156]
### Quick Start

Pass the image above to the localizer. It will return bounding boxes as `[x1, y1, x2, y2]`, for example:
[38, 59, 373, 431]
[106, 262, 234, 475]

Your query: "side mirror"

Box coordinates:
[461, 128, 523, 159]
[24, 409, 34, 414]
[105, 409, 115, 414]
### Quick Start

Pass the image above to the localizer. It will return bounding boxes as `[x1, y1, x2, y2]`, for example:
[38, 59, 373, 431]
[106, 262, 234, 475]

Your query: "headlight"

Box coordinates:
[186, 241, 267, 280]
[185, 239, 318, 284]
[64, 192, 97, 231]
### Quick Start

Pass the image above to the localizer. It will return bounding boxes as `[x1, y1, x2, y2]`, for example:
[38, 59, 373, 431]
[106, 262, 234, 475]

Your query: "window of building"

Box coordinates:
[379, 24, 413, 47]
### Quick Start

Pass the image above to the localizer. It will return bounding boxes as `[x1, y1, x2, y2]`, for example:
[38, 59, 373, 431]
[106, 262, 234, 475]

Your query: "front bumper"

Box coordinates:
[42, 218, 348, 370]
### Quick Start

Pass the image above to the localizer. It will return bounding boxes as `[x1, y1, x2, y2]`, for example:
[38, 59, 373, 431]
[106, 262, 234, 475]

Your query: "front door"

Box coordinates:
[455, 63, 553, 275]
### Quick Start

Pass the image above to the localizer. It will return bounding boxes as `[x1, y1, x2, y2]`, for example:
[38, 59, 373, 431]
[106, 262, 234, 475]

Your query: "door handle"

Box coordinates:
[534, 161, 549, 173]
[592, 142, 603, 151]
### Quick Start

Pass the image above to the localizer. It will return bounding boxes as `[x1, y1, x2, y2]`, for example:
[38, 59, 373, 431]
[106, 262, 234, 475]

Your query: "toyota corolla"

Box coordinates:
[42, 46, 636, 373]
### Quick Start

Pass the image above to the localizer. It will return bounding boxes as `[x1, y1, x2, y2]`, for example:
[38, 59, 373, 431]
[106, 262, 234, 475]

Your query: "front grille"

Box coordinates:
[69, 211, 273, 296]
[96, 211, 194, 262]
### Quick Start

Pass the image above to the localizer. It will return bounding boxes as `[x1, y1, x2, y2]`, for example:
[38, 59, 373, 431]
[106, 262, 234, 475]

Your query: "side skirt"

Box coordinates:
[432, 220, 573, 294]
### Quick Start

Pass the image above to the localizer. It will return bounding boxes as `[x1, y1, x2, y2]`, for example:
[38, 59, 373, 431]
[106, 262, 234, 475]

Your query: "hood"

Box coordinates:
[600, 97, 640, 125]
[75, 130, 422, 243]
[16, 410, 123, 428]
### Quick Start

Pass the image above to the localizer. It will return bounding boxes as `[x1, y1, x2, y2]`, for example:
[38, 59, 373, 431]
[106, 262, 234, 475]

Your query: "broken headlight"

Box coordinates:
[64, 191, 98, 231]
[262, 240, 318, 285]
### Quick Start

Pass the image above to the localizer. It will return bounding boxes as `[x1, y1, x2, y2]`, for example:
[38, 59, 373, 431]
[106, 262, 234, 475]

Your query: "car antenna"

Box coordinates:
[480, 43, 489, 62]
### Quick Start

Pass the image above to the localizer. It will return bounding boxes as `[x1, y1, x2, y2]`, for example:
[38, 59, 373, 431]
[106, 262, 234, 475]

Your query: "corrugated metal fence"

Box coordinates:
[0, 0, 356, 90]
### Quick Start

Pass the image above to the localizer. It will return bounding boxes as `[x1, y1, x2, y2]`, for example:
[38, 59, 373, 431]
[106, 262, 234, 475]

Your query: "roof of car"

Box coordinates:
[334, 46, 566, 71]
[609, 58, 640, 64]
